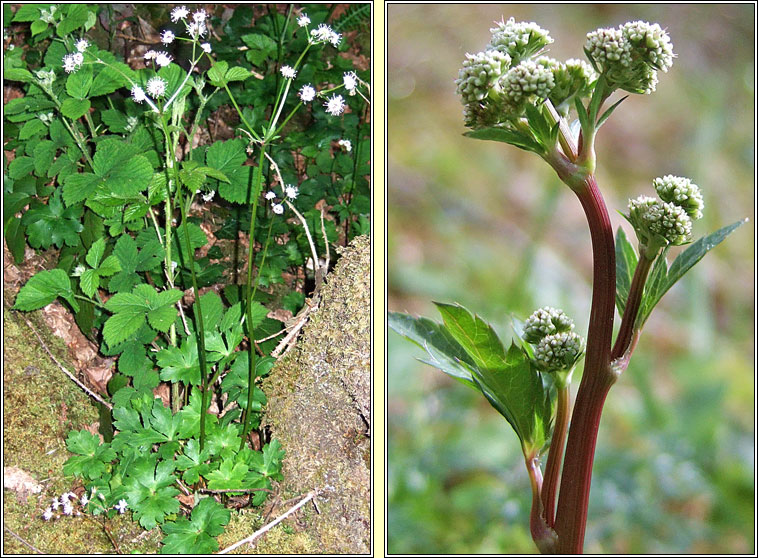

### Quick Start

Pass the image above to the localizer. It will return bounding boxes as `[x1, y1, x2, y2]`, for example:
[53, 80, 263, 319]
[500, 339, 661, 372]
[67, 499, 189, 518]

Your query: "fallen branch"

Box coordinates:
[217, 490, 318, 554]
[4, 526, 43, 554]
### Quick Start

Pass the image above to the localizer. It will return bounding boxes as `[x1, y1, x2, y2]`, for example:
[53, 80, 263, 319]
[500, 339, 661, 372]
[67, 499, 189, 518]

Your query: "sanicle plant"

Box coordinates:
[389, 17, 746, 554]
[6, 3, 369, 554]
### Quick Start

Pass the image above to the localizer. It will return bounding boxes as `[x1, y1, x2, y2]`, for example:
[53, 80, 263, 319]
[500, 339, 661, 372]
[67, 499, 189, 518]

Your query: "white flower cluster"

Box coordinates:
[40, 5, 57, 24]
[309, 23, 341, 47]
[523, 306, 575, 344]
[628, 195, 692, 248]
[280, 65, 297, 79]
[265, 183, 299, 215]
[456, 20, 596, 128]
[324, 94, 346, 116]
[169, 5, 207, 39]
[131, 76, 168, 104]
[343, 71, 358, 94]
[41, 487, 123, 521]
[585, 21, 674, 94]
[297, 13, 310, 27]
[298, 84, 316, 103]
[62, 52, 84, 74]
[144, 50, 173, 68]
[338, 138, 352, 152]
[653, 175, 703, 220]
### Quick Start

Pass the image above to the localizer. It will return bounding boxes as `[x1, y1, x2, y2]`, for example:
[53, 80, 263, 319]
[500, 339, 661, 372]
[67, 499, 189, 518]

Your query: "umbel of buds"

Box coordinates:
[585, 20, 674, 94]
[455, 18, 673, 130]
[627, 175, 703, 255]
[523, 307, 585, 375]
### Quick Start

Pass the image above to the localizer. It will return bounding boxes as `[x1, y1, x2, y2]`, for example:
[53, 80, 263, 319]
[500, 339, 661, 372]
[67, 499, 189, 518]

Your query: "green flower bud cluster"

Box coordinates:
[486, 17, 553, 63]
[522, 307, 585, 381]
[653, 175, 704, 220]
[585, 21, 674, 94]
[628, 175, 703, 252]
[523, 306, 575, 344]
[455, 49, 512, 105]
[501, 59, 556, 115]
[534, 331, 586, 373]
[549, 58, 598, 110]
[456, 20, 596, 129]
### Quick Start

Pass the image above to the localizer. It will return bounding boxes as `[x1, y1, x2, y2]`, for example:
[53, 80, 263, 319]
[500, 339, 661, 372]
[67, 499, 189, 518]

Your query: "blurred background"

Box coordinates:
[387, 4, 754, 554]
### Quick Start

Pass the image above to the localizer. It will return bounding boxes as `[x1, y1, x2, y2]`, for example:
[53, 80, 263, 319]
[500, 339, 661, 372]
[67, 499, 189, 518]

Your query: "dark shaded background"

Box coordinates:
[387, 4, 754, 554]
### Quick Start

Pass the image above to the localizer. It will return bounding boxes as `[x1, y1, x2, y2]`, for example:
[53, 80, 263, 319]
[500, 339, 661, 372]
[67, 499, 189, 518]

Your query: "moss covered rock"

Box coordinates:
[259, 235, 370, 554]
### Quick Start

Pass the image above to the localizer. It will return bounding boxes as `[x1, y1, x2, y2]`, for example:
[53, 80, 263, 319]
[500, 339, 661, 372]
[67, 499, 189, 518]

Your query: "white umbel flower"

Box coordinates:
[171, 6, 189, 22]
[201, 42, 212, 53]
[131, 84, 147, 103]
[653, 175, 703, 220]
[75, 39, 89, 52]
[324, 94, 346, 116]
[161, 30, 175, 44]
[43, 508, 54, 521]
[154, 51, 173, 67]
[280, 65, 297, 79]
[114, 499, 128, 514]
[297, 13, 310, 27]
[272, 203, 284, 215]
[146, 76, 167, 98]
[523, 307, 575, 344]
[298, 84, 316, 102]
[62, 53, 79, 73]
[343, 71, 358, 94]
[265, 191, 277, 200]
[338, 139, 352, 152]
[284, 185, 299, 199]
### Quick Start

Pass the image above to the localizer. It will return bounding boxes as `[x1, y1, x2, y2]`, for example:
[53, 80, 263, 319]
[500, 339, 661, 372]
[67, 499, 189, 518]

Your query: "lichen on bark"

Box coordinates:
[259, 235, 371, 554]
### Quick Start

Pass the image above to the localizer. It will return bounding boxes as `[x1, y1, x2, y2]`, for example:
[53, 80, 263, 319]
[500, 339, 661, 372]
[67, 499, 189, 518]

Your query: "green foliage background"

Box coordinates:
[387, 4, 754, 554]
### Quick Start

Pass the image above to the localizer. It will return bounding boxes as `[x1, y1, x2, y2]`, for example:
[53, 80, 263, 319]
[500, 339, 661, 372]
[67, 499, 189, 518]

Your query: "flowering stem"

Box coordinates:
[541, 384, 570, 527]
[553, 173, 616, 554]
[240, 145, 267, 450]
[271, 102, 303, 139]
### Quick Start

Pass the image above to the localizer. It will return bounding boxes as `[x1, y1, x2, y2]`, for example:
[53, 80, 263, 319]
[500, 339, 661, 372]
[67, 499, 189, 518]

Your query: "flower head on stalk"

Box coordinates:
[280, 65, 297, 79]
[146, 76, 167, 98]
[324, 94, 346, 116]
[487, 17, 553, 63]
[297, 13, 310, 27]
[171, 5, 189, 22]
[523, 306, 575, 344]
[534, 331, 585, 373]
[298, 84, 316, 102]
[161, 30, 175, 44]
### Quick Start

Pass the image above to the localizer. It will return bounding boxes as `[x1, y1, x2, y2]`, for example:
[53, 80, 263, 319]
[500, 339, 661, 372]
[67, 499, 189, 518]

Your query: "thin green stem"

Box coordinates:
[240, 145, 267, 450]
[159, 115, 210, 448]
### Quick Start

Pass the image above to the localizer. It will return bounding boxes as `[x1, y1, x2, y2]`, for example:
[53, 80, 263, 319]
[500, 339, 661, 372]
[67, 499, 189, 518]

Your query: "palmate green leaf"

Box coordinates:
[206, 60, 229, 87]
[175, 439, 211, 485]
[157, 338, 202, 386]
[160, 497, 231, 554]
[388, 311, 477, 388]
[124, 456, 180, 530]
[177, 389, 218, 439]
[62, 430, 116, 479]
[206, 458, 248, 491]
[22, 191, 83, 249]
[57, 4, 90, 36]
[637, 219, 747, 327]
[615, 226, 639, 313]
[224, 66, 251, 82]
[14, 268, 79, 312]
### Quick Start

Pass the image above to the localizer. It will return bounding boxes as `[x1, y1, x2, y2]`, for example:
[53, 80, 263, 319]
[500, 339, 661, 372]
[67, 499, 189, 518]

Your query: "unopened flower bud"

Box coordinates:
[534, 331, 585, 373]
[653, 175, 703, 220]
[523, 307, 574, 344]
